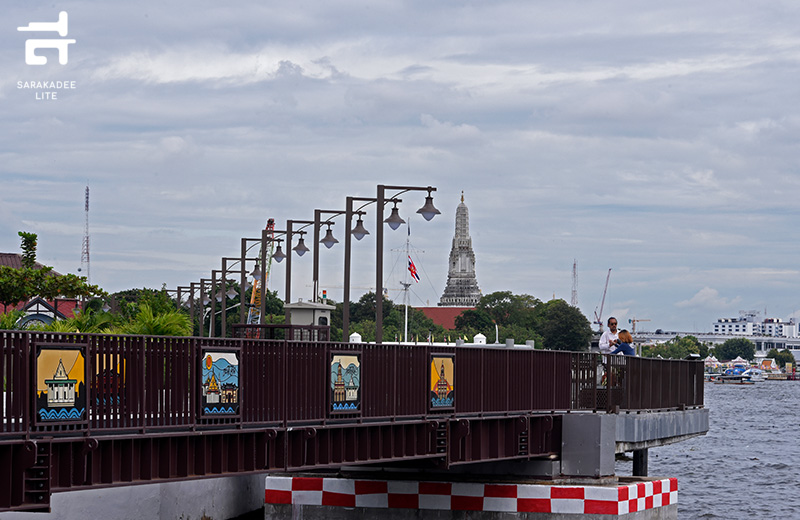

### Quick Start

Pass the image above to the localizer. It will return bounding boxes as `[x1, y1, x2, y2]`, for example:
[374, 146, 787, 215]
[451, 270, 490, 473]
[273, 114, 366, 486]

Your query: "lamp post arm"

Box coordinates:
[285, 220, 314, 322]
[375, 184, 438, 344]
[342, 196, 393, 340]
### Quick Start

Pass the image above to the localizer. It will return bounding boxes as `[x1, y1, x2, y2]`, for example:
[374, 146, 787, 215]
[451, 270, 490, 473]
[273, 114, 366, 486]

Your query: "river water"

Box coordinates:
[617, 380, 800, 519]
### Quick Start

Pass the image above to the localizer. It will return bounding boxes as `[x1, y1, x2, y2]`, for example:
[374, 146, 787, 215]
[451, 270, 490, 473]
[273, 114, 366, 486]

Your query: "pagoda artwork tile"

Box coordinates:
[36, 346, 86, 422]
[201, 351, 239, 415]
[330, 353, 361, 413]
[430, 355, 455, 410]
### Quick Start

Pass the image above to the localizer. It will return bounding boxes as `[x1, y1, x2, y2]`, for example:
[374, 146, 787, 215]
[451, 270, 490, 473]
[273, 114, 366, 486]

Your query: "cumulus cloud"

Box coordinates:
[675, 287, 741, 309]
[417, 114, 482, 145]
[3, 1, 800, 332]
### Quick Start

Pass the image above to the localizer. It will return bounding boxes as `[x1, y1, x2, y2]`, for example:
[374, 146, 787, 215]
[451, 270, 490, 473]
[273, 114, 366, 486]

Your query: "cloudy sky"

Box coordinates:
[2, 1, 799, 332]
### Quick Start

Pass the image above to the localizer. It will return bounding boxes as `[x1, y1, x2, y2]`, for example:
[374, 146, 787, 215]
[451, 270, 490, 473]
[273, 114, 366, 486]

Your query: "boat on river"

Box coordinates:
[714, 375, 755, 385]
[741, 368, 765, 382]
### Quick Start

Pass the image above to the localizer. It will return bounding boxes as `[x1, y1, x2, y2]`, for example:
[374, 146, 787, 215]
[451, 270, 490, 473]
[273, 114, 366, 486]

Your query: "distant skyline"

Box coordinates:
[3, 1, 800, 332]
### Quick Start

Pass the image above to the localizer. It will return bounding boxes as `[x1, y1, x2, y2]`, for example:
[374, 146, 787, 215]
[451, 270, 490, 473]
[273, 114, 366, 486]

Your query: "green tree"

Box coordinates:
[0, 309, 24, 329]
[0, 232, 105, 307]
[715, 337, 756, 361]
[477, 291, 540, 328]
[644, 335, 707, 359]
[110, 286, 179, 321]
[350, 292, 394, 323]
[454, 309, 495, 333]
[533, 299, 592, 351]
[116, 304, 192, 336]
[384, 305, 444, 342]
[57, 307, 117, 333]
[497, 323, 543, 346]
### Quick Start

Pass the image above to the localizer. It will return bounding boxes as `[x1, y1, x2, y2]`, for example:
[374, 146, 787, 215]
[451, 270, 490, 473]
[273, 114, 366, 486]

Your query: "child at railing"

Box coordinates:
[610, 329, 635, 356]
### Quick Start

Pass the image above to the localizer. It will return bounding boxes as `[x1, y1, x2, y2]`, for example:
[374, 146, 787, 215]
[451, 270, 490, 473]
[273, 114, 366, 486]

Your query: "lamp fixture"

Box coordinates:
[272, 244, 286, 263]
[293, 235, 310, 256]
[351, 216, 369, 240]
[384, 202, 405, 230]
[416, 189, 440, 221]
[320, 224, 339, 249]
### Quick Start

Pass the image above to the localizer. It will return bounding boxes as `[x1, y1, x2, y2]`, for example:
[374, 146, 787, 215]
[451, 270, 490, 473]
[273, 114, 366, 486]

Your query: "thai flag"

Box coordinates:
[408, 256, 420, 282]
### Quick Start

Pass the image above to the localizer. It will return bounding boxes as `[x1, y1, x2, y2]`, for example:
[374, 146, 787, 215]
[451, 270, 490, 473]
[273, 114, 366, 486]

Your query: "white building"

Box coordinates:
[712, 311, 797, 338]
[713, 318, 756, 335]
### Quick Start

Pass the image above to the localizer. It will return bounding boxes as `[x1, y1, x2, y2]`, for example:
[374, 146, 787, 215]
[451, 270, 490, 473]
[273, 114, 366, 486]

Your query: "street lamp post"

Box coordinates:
[209, 269, 224, 337]
[375, 184, 439, 343]
[198, 278, 213, 337]
[188, 283, 199, 333]
[219, 257, 259, 338]
[176, 286, 192, 311]
[285, 219, 314, 308]
[239, 230, 286, 326]
[341, 196, 388, 339]
[314, 209, 352, 304]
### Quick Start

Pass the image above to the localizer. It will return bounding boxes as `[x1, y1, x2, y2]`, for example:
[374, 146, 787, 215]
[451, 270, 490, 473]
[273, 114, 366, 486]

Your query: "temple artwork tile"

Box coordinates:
[430, 355, 455, 410]
[330, 353, 361, 413]
[201, 351, 239, 415]
[36, 346, 87, 422]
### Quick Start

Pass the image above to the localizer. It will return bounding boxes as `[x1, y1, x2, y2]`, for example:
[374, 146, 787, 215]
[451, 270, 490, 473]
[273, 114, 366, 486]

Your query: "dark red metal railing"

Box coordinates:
[0, 329, 704, 513]
[1, 330, 704, 439]
[232, 324, 330, 341]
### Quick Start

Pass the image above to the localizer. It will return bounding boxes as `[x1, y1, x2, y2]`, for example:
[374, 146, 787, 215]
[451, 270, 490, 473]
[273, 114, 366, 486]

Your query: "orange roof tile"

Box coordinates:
[416, 307, 474, 329]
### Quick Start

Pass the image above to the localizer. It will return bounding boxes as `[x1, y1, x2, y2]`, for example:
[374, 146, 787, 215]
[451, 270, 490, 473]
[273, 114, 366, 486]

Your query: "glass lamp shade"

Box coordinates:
[320, 227, 339, 249]
[417, 195, 441, 221]
[201, 296, 211, 305]
[384, 206, 405, 230]
[226, 288, 238, 299]
[251, 267, 263, 280]
[294, 237, 310, 256]
[101, 303, 111, 312]
[272, 245, 286, 263]
[215, 292, 224, 303]
[351, 218, 370, 240]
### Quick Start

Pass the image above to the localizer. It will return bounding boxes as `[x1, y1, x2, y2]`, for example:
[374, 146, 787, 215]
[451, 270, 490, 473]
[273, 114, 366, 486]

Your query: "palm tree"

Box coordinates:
[0, 310, 24, 329]
[116, 304, 192, 336]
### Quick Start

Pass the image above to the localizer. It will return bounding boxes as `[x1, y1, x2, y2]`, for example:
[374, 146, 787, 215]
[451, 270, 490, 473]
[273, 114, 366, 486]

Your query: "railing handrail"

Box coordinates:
[0, 330, 704, 439]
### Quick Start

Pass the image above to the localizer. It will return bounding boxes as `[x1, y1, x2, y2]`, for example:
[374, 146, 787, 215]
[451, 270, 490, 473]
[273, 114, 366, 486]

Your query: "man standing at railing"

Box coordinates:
[598, 317, 619, 354]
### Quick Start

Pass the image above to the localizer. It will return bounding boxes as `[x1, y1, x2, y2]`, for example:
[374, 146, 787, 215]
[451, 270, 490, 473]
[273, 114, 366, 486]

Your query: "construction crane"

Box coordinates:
[628, 318, 650, 334]
[593, 268, 612, 332]
[246, 219, 275, 336]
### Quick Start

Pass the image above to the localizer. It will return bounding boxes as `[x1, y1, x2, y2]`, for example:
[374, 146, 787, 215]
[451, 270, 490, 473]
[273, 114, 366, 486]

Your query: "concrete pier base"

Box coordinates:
[264, 475, 678, 519]
[0, 474, 267, 520]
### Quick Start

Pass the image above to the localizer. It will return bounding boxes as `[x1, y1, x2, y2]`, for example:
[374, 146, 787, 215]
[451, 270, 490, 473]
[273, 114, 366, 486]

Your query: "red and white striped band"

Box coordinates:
[265, 475, 678, 515]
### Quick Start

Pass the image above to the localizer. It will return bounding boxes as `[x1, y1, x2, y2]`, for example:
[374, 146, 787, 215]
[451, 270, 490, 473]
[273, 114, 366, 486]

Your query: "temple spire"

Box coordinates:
[438, 193, 481, 307]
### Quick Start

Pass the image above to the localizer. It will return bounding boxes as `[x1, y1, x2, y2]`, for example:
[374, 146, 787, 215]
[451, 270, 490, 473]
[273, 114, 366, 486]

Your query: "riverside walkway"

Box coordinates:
[0, 330, 706, 513]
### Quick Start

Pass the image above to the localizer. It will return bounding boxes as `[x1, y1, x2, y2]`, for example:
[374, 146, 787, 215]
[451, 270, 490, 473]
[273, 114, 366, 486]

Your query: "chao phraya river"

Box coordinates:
[618, 379, 800, 519]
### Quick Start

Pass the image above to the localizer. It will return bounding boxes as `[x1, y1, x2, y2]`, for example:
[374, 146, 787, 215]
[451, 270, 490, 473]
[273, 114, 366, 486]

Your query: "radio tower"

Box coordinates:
[80, 186, 90, 283]
[570, 259, 578, 307]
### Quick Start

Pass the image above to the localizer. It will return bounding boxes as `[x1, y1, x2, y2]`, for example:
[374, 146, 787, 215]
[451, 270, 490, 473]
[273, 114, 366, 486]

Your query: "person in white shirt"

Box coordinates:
[598, 317, 619, 354]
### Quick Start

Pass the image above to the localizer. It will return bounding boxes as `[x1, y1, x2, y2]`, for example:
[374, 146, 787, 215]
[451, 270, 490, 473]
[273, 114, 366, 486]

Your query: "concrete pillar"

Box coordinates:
[561, 414, 616, 477]
[633, 448, 649, 477]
